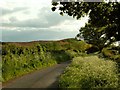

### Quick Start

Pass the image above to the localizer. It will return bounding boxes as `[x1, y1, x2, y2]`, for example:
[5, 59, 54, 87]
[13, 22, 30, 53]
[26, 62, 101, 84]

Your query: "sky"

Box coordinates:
[0, 0, 89, 42]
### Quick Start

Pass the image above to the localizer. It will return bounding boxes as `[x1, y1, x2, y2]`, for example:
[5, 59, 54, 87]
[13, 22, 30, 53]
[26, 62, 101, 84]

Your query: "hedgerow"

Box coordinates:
[59, 56, 119, 88]
[2, 39, 89, 82]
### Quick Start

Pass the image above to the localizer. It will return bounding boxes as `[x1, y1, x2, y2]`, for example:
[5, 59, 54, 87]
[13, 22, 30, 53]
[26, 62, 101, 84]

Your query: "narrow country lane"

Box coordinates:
[2, 61, 71, 89]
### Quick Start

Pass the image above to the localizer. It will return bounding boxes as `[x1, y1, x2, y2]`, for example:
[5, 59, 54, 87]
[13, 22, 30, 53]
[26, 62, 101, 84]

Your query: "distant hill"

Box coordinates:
[2, 38, 80, 47]
[2, 38, 92, 54]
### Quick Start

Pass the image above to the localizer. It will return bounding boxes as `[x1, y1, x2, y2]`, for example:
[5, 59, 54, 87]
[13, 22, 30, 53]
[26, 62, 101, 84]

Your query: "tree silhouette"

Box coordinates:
[52, 1, 120, 49]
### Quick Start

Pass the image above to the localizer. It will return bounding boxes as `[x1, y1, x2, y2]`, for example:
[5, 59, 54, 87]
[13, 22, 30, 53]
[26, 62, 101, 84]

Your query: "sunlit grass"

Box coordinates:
[59, 56, 119, 88]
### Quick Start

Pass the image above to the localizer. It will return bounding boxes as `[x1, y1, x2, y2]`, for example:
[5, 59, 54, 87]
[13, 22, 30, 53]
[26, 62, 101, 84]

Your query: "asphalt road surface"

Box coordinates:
[3, 61, 70, 89]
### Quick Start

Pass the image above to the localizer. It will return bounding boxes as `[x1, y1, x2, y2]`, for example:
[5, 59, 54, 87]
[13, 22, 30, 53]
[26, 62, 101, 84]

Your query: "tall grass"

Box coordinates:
[59, 56, 119, 88]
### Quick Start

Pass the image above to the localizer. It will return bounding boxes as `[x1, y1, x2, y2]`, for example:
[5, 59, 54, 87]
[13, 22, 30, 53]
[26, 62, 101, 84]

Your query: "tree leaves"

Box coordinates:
[51, 2, 120, 49]
[52, 2, 59, 6]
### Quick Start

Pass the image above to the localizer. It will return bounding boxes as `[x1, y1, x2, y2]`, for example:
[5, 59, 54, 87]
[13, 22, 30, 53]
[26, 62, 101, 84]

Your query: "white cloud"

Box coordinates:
[17, 30, 21, 32]
[1, 0, 89, 42]
[50, 16, 89, 32]
[1, 0, 51, 20]
[1, 0, 51, 9]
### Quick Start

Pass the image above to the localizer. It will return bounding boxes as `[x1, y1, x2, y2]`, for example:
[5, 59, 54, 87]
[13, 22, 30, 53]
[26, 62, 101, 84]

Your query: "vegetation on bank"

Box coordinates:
[59, 56, 119, 88]
[101, 46, 120, 63]
[1, 38, 120, 88]
[2, 38, 91, 82]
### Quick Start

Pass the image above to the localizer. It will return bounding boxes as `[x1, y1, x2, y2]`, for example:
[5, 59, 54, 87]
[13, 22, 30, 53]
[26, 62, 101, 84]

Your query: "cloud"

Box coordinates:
[1, 7, 28, 16]
[2, 7, 74, 28]
[2, 28, 78, 42]
[9, 17, 18, 22]
[1, 0, 88, 42]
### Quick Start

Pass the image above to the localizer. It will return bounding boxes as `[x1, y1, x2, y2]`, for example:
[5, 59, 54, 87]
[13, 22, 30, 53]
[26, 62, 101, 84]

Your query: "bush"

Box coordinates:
[102, 48, 115, 58]
[101, 48, 120, 68]
[59, 56, 119, 88]
[2, 44, 58, 82]
[65, 50, 79, 58]
[0, 58, 2, 82]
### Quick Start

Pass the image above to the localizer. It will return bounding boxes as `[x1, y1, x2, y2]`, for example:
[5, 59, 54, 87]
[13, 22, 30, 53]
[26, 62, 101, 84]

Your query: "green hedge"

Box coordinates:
[2, 41, 82, 82]
[2, 44, 70, 82]
[2, 39, 91, 82]
[59, 56, 119, 88]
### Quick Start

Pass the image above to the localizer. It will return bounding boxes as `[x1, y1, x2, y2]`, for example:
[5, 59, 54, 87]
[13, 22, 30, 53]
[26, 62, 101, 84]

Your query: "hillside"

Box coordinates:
[2, 38, 81, 46]
[2, 38, 92, 52]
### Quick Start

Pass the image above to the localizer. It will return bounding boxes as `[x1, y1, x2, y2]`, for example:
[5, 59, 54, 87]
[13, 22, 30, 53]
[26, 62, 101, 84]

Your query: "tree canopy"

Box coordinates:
[52, 1, 120, 50]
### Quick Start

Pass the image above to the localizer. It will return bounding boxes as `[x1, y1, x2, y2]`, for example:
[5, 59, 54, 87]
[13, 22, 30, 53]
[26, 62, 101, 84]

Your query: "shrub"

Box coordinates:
[2, 44, 58, 82]
[65, 50, 79, 58]
[59, 56, 119, 88]
[0, 59, 2, 82]
[102, 48, 114, 58]
[101, 48, 120, 68]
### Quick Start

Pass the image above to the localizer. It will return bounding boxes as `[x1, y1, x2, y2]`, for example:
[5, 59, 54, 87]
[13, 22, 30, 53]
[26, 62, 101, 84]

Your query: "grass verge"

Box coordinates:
[59, 56, 119, 88]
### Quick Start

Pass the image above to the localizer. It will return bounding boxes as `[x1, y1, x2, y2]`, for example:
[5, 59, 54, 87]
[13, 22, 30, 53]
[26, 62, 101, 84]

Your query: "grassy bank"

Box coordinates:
[2, 38, 91, 82]
[59, 56, 119, 88]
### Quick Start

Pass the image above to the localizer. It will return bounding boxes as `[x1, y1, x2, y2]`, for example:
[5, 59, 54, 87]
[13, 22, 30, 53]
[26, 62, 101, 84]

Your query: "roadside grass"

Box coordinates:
[59, 56, 119, 88]
[0, 59, 2, 82]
